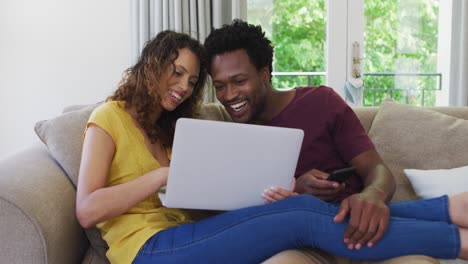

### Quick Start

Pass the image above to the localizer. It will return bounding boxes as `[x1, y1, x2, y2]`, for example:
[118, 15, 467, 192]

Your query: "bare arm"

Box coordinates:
[352, 149, 395, 202]
[76, 125, 167, 229]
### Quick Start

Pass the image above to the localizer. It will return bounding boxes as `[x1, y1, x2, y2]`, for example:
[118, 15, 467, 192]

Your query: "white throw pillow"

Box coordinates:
[404, 165, 468, 199]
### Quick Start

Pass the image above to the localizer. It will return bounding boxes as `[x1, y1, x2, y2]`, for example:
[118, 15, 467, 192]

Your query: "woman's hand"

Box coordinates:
[146, 166, 169, 189]
[262, 179, 298, 203]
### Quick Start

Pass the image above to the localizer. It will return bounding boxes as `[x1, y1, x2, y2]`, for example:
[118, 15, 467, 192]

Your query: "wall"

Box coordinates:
[0, 0, 130, 159]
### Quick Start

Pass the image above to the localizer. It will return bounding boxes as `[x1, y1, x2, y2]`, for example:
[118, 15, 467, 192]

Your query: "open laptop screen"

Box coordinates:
[160, 118, 304, 211]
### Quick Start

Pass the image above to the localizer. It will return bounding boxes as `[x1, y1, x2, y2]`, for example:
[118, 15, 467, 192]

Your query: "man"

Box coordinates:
[204, 19, 396, 254]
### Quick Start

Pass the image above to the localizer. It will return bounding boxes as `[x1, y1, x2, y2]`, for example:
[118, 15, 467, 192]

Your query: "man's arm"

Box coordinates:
[352, 149, 395, 202]
[334, 149, 396, 250]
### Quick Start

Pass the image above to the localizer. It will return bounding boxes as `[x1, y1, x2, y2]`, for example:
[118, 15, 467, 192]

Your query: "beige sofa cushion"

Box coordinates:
[368, 100, 468, 201]
[35, 103, 100, 186]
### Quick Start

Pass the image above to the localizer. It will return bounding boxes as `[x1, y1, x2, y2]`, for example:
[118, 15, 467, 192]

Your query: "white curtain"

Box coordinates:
[449, 0, 468, 106]
[130, 0, 246, 102]
[130, 0, 211, 63]
[212, 0, 247, 29]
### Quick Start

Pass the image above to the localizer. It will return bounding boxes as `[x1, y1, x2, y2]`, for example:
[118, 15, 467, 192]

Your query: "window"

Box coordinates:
[247, 0, 442, 106]
[247, 0, 326, 89]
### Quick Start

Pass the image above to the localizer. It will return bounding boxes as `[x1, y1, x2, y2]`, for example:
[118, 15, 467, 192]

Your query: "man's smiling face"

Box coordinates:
[210, 49, 269, 123]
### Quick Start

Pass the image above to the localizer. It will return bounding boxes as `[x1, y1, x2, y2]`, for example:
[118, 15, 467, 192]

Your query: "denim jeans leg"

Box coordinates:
[388, 195, 452, 223]
[133, 195, 460, 264]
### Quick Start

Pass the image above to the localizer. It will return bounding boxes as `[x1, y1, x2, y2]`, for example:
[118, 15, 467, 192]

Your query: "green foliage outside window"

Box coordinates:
[363, 0, 439, 106]
[247, 0, 440, 106]
[271, 0, 326, 89]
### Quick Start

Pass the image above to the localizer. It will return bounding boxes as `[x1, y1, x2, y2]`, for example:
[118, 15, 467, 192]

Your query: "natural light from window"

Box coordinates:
[247, 0, 441, 107]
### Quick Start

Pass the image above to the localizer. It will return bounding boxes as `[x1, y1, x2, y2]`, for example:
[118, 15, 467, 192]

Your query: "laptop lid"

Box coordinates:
[159, 118, 304, 211]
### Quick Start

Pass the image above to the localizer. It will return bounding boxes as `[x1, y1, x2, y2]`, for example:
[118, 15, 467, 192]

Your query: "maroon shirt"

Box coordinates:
[264, 86, 375, 201]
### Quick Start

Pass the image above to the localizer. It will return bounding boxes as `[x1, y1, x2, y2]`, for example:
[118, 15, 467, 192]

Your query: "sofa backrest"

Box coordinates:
[354, 106, 468, 133]
[355, 105, 468, 201]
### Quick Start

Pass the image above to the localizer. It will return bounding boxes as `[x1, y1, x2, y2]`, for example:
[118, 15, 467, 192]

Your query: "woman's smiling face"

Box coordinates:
[157, 48, 200, 111]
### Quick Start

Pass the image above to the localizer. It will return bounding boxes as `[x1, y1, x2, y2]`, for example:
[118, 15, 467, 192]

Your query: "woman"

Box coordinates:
[76, 30, 468, 264]
[76, 31, 206, 264]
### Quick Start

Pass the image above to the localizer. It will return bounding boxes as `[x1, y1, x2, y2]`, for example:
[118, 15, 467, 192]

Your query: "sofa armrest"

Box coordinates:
[0, 144, 88, 264]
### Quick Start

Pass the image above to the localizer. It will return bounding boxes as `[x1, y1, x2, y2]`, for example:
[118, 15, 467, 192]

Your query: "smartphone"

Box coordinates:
[327, 167, 355, 183]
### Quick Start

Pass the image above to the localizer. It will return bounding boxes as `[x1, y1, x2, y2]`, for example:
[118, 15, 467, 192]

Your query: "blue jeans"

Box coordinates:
[133, 195, 460, 264]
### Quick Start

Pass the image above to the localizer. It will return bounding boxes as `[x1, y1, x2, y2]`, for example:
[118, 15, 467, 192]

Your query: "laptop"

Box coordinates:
[158, 118, 304, 211]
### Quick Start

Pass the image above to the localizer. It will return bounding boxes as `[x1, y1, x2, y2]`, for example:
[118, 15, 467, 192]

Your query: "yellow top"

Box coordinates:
[85, 101, 192, 264]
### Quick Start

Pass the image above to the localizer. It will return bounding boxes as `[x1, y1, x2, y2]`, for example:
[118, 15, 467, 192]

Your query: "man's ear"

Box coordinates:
[260, 67, 271, 84]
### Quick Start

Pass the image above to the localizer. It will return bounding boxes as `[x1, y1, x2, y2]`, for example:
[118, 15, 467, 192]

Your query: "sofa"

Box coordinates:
[1, 100, 468, 264]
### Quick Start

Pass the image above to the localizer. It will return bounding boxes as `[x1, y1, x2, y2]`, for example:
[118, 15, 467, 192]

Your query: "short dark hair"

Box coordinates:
[204, 19, 274, 79]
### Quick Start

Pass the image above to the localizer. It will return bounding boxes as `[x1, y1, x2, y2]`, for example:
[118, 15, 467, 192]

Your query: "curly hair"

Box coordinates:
[204, 19, 274, 81]
[108, 30, 207, 147]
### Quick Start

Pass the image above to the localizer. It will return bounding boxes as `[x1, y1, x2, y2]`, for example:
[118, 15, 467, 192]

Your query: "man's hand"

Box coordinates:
[334, 190, 390, 250]
[295, 169, 345, 201]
